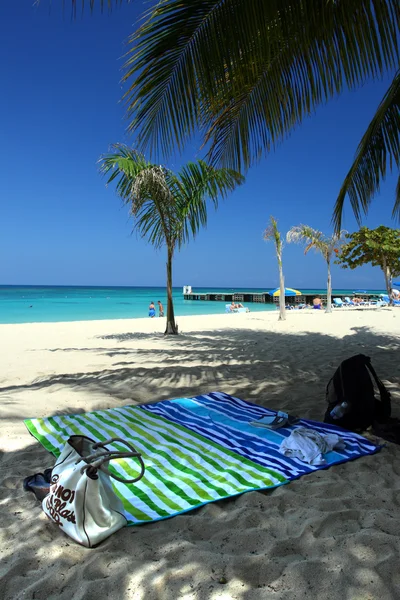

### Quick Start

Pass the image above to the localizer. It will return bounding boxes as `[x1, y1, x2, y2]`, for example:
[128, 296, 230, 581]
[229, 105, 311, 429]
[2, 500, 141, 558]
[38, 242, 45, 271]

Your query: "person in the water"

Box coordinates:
[148, 301, 156, 318]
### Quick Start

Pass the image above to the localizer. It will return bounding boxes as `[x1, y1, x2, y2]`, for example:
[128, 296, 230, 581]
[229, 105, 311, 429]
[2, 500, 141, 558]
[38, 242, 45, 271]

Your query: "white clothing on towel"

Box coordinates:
[279, 426, 345, 465]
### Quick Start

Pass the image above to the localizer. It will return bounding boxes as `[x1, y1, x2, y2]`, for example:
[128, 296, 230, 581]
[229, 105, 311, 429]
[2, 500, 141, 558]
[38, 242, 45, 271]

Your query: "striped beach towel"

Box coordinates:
[24, 391, 380, 525]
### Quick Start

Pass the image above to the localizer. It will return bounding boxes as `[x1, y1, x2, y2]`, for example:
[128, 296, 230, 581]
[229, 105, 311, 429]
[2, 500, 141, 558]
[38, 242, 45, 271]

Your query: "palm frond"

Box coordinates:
[286, 225, 323, 249]
[99, 145, 151, 203]
[334, 69, 400, 230]
[395, 175, 400, 220]
[35, 1, 129, 15]
[99, 145, 243, 250]
[263, 216, 282, 255]
[99, 144, 173, 248]
[287, 224, 347, 260]
[174, 160, 244, 247]
[124, 0, 399, 169]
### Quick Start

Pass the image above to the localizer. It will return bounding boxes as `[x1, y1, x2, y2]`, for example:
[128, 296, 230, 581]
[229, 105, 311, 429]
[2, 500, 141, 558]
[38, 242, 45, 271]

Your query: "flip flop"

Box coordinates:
[43, 468, 53, 483]
[251, 414, 288, 429]
[251, 412, 300, 430]
[23, 473, 50, 502]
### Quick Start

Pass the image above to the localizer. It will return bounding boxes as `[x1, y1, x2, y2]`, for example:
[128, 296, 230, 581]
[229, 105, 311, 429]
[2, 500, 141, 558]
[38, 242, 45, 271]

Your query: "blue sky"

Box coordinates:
[0, 1, 398, 289]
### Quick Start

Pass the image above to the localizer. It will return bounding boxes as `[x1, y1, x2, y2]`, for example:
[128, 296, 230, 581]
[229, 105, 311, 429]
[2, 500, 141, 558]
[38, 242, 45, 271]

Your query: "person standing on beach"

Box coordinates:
[157, 300, 164, 317]
[313, 297, 323, 310]
[149, 301, 156, 318]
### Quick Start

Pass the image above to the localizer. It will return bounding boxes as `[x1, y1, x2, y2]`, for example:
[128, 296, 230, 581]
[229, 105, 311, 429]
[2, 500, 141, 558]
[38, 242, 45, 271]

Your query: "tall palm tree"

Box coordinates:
[263, 217, 285, 321]
[286, 226, 346, 313]
[100, 145, 243, 334]
[45, 1, 400, 225]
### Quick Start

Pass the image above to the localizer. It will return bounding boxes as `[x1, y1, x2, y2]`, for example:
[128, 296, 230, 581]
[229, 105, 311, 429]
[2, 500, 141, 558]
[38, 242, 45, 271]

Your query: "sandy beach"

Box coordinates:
[1, 308, 400, 600]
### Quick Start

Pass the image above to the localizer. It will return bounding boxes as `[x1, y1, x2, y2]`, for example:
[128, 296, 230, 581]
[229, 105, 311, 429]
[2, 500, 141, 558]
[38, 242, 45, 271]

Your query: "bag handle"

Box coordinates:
[365, 360, 391, 408]
[79, 438, 145, 484]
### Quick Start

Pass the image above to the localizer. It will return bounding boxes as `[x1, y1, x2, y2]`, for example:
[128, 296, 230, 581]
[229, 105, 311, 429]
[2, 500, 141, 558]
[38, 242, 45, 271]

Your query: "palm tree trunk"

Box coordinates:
[278, 253, 286, 321]
[326, 259, 332, 313]
[382, 257, 393, 306]
[165, 246, 178, 334]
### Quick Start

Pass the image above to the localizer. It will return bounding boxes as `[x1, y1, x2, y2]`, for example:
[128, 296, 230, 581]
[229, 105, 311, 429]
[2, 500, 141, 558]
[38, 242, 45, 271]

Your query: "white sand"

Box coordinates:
[1, 308, 400, 599]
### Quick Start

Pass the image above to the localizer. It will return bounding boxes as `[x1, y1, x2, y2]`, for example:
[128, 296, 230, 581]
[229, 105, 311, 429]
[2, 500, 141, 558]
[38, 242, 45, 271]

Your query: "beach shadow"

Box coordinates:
[1, 324, 400, 598]
[98, 332, 162, 342]
[2, 430, 400, 599]
[1, 326, 399, 419]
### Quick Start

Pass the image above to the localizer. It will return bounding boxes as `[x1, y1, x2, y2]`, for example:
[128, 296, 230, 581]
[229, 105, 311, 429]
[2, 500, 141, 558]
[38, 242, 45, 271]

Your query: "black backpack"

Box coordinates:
[324, 354, 391, 432]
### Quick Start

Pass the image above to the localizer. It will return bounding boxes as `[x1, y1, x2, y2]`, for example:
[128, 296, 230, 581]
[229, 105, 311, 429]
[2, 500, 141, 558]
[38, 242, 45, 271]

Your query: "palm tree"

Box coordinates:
[263, 217, 285, 321]
[100, 145, 243, 334]
[45, 1, 400, 225]
[286, 226, 346, 313]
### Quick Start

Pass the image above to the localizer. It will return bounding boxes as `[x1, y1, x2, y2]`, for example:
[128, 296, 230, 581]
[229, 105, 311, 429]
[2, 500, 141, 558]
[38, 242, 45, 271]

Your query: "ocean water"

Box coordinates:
[0, 286, 273, 324]
[0, 286, 385, 325]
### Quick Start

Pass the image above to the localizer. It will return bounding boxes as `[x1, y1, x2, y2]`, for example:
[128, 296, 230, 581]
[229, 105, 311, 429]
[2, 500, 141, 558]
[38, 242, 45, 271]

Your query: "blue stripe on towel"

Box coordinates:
[141, 391, 380, 480]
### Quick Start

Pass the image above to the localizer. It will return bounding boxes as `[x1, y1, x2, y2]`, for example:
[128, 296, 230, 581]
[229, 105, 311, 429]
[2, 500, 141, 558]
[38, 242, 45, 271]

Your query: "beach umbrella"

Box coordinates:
[269, 287, 302, 297]
[393, 282, 400, 286]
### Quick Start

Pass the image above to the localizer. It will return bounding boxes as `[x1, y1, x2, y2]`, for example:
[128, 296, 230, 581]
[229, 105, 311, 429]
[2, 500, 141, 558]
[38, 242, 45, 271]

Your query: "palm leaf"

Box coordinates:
[174, 160, 244, 247]
[35, 1, 129, 15]
[396, 175, 400, 218]
[263, 216, 282, 255]
[99, 145, 172, 248]
[334, 69, 400, 230]
[99, 144, 243, 250]
[124, 0, 399, 169]
[287, 224, 347, 259]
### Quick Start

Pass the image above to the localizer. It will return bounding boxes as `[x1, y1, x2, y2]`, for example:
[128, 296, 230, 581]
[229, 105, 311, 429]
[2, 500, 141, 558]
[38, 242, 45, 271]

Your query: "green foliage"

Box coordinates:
[286, 225, 346, 263]
[336, 226, 400, 276]
[287, 224, 346, 313]
[41, 1, 400, 226]
[35, 0, 129, 15]
[100, 144, 243, 333]
[123, 0, 399, 172]
[99, 144, 243, 250]
[263, 216, 282, 263]
[334, 70, 400, 230]
[263, 216, 285, 320]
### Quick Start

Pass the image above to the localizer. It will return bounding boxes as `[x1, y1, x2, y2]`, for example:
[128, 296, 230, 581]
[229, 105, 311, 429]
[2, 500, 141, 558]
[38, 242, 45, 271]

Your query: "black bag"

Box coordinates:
[324, 354, 391, 432]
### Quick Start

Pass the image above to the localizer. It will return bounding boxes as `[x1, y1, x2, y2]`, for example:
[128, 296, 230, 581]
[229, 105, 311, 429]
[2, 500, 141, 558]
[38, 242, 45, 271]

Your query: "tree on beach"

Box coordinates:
[286, 226, 346, 313]
[100, 144, 243, 334]
[43, 1, 400, 226]
[336, 226, 400, 305]
[263, 217, 285, 321]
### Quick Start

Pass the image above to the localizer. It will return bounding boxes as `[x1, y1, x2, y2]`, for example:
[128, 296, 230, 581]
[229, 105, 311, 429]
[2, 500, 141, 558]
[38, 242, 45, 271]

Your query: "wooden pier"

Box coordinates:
[183, 290, 275, 304]
[183, 290, 380, 305]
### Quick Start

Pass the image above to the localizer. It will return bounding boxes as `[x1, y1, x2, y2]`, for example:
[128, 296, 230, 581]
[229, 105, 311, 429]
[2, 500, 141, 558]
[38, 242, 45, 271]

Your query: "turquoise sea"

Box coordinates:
[0, 286, 386, 325]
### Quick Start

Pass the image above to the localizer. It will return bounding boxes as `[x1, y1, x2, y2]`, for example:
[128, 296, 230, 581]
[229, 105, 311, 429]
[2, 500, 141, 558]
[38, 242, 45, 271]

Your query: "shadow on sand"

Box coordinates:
[1, 324, 400, 599]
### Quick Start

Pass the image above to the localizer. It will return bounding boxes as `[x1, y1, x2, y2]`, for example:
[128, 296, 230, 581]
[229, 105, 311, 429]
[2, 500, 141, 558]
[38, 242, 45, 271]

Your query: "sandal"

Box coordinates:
[251, 411, 299, 430]
[23, 473, 50, 502]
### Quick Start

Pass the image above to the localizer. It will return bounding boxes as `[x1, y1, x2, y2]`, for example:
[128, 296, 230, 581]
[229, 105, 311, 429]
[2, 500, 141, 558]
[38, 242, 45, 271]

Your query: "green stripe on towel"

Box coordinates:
[24, 402, 287, 525]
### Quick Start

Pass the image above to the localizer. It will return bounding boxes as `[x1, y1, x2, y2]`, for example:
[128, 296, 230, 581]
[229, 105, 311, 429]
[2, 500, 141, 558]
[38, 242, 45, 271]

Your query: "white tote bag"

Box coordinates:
[42, 435, 145, 547]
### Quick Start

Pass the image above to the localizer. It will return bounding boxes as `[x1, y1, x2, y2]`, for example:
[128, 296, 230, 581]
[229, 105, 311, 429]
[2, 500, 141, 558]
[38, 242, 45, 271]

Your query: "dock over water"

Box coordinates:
[183, 289, 380, 305]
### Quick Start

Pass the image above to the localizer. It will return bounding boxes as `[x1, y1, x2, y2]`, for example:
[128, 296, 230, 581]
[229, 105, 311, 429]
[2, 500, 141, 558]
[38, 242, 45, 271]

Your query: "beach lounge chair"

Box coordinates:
[381, 295, 400, 306]
[333, 298, 344, 308]
[344, 297, 356, 306]
[225, 304, 249, 313]
[368, 297, 387, 307]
